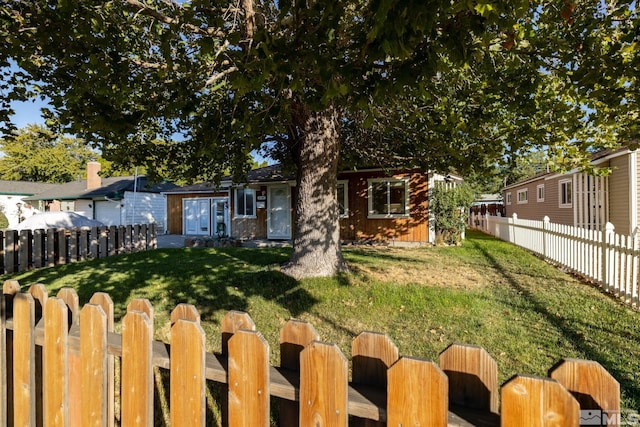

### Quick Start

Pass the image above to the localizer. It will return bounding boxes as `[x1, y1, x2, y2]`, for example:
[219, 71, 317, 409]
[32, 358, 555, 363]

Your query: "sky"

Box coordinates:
[9, 98, 49, 129]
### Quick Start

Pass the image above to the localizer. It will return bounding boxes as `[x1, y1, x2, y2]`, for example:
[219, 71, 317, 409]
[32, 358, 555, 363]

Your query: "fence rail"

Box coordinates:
[0, 282, 621, 426]
[0, 224, 157, 275]
[470, 213, 640, 308]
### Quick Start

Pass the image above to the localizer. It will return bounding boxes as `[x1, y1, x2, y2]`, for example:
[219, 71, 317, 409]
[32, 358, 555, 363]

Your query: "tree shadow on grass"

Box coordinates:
[467, 238, 640, 409]
[6, 247, 318, 324]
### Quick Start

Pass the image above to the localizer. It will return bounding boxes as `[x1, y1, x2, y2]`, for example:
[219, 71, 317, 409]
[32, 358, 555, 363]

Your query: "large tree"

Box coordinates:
[0, 124, 98, 183]
[0, 0, 637, 278]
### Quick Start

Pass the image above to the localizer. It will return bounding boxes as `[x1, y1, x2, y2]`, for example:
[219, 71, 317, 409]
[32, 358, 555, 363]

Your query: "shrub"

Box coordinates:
[0, 212, 9, 230]
[431, 183, 474, 245]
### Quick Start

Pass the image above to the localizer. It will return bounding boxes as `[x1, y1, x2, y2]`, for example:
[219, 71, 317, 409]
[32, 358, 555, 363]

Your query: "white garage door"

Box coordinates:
[95, 201, 122, 226]
[74, 200, 93, 219]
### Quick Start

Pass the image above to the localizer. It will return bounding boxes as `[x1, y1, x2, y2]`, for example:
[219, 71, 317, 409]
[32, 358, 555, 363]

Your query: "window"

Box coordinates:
[559, 179, 572, 208]
[506, 192, 512, 205]
[234, 187, 256, 218]
[337, 180, 348, 218]
[517, 189, 528, 204]
[537, 184, 545, 202]
[368, 178, 409, 218]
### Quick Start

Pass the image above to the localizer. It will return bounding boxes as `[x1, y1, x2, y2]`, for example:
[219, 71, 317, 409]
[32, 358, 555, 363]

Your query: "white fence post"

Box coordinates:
[542, 216, 550, 260]
[511, 213, 518, 245]
[601, 222, 615, 292]
[633, 228, 639, 307]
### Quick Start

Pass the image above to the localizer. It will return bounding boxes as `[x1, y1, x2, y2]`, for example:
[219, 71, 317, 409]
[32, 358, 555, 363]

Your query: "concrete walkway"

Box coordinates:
[155, 234, 291, 249]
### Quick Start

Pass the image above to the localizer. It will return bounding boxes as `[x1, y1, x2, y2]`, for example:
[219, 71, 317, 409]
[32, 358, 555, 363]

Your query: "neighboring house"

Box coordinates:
[503, 148, 638, 235]
[0, 181, 59, 229]
[163, 164, 461, 244]
[24, 162, 178, 231]
[470, 193, 504, 217]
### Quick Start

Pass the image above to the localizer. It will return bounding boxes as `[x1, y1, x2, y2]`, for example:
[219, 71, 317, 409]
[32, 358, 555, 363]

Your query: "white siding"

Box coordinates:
[122, 191, 166, 231]
[95, 201, 123, 226]
[74, 200, 93, 219]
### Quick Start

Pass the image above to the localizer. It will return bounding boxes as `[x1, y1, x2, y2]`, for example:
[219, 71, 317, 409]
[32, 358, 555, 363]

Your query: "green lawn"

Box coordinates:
[7, 229, 640, 410]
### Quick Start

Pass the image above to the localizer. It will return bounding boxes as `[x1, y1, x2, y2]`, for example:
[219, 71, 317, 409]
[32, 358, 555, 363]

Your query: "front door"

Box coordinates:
[268, 186, 291, 239]
[212, 199, 229, 237]
[183, 199, 211, 235]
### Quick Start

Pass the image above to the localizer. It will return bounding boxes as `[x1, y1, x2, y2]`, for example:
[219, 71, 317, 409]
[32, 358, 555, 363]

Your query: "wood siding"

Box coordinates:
[338, 170, 429, 243]
[504, 178, 549, 222]
[506, 175, 577, 226]
[608, 155, 631, 235]
[166, 192, 228, 235]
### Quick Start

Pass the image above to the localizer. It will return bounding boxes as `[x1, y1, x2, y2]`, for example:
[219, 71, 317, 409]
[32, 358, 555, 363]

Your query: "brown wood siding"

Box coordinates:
[608, 155, 631, 235]
[166, 192, 228, 234]
[338, 170, 429, 242]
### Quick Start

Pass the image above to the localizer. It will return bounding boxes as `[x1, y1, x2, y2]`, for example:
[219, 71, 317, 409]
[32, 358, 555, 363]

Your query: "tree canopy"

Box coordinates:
[0, 124, 98, 183]
[1, 0, 638, 276]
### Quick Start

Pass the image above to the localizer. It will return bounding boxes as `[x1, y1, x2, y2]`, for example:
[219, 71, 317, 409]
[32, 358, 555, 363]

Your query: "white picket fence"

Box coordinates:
[470, 213, 640, 308]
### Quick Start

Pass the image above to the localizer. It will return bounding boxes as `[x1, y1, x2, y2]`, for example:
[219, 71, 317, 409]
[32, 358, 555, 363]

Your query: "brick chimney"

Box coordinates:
[86, 162, 102, 190]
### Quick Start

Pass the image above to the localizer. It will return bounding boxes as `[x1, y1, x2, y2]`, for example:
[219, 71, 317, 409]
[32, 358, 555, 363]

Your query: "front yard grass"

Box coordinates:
[7, 229, 640, 410]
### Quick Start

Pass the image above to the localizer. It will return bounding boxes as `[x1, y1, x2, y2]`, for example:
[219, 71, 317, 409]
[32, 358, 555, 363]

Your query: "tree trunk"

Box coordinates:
[281, 105, 349, 279]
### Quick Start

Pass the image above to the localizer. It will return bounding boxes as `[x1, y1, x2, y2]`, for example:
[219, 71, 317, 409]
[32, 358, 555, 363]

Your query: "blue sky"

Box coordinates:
[9, 98, 49, 129]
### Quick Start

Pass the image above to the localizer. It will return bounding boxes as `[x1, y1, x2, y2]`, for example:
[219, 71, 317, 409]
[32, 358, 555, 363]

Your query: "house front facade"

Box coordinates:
[504, 148, 638, 235]
[164, 165, 461, 244]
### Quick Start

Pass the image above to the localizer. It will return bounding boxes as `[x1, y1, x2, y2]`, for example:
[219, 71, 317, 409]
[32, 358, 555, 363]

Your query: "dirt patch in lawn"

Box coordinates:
[346, 247, 488, 289]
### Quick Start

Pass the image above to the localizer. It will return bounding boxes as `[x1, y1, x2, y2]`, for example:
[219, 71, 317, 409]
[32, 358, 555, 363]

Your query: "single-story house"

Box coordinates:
[503, 148, 638, 235]
[163, 164, 462, 244]
[24, 162, 178, 230]
[0, 180, 59, 229]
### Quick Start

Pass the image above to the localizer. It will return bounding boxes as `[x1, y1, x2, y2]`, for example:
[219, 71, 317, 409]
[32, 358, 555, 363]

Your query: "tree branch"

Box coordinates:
[240, 0, 256, 52]
[205, 66, 238, 86]
[124, 0, 227, 38]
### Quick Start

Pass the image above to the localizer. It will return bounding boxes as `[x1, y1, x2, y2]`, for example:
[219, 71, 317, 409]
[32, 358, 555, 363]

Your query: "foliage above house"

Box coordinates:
[0, 125, 155, 183]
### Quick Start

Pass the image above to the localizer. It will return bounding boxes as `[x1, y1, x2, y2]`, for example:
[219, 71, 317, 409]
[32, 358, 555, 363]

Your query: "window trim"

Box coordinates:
[559, 179, 573, 208]
[517, 189, 528, 204]
[234, 187, 257, 219]
[506, 192, 512, 205]
[337, 180, 349, 218]
[537, 184, 545, 202]
[367, 177, 410, 219]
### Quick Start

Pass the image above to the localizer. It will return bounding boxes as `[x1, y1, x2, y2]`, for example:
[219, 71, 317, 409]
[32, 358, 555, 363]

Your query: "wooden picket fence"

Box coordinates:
[0, 224, 157, 275]
[0, 281, 622, 426]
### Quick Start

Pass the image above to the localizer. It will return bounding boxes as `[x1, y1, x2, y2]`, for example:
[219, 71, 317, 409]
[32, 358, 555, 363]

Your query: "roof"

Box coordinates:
[165, 164, 451, 195]
[503, 147, 633, 191]
[240, 164, 295, 183]
[474, 193, 503, 203]
[24, 176, 179, 202]
[0, 180, 59, 196]
[164, 164, 295, 194]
